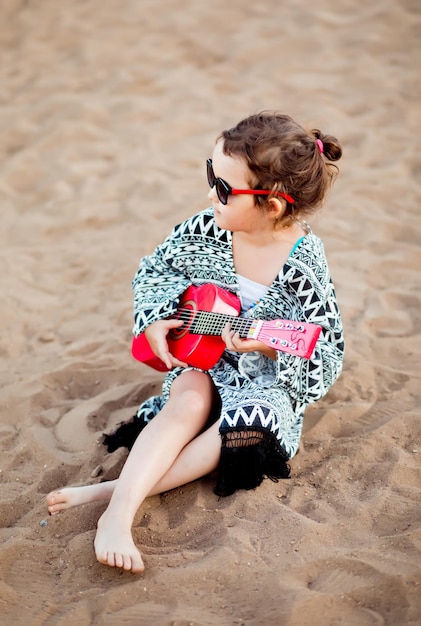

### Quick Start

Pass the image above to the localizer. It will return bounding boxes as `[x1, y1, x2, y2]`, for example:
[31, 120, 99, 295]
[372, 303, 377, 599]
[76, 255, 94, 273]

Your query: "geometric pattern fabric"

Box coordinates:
[133, 208, 344, 459]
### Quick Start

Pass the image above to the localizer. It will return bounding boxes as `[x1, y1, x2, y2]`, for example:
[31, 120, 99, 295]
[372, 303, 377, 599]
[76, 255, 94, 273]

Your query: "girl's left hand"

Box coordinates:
[221, 323, 277, 360]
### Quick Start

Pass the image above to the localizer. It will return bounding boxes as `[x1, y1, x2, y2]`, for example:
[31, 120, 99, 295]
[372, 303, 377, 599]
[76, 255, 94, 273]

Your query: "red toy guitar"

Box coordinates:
[132, 284, 321, 372]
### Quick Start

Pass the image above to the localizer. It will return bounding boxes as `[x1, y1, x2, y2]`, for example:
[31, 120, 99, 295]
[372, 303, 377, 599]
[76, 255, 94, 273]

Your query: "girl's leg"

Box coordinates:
[149, 418, 221, 494]
[93, 370, 216, 572]
[46, 419, 220, 514]
[46, 481, 117, 514]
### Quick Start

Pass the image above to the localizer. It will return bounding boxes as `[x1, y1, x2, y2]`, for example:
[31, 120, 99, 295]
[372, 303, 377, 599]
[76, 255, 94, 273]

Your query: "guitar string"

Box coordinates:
[174, 309, 252, 337]
[173, 308, 294, 326]
[174, 309, 306, 329]
[172, 308, 309, 343]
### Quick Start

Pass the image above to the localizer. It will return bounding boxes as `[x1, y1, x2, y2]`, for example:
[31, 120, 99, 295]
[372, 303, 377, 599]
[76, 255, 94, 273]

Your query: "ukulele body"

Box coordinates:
[131, 284, 241, 371]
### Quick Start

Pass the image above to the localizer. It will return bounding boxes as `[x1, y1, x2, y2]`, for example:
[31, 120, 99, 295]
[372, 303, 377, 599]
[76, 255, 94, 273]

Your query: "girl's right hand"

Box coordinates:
[143, 319, 188, 370]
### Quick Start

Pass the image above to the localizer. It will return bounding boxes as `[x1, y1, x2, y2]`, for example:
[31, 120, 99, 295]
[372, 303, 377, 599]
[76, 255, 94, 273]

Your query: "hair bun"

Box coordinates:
[312, 129, 342, 162]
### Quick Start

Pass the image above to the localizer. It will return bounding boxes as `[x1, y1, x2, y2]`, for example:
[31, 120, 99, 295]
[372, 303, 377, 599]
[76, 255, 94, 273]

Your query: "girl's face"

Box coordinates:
[208, 140, 270, 234]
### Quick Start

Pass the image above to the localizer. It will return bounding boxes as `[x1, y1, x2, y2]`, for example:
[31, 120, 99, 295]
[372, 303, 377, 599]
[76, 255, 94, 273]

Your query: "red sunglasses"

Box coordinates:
[207, 159, 294, 205]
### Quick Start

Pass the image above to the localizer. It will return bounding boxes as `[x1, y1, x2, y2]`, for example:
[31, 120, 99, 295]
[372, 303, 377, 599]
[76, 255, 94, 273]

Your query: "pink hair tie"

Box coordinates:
[316, 138, 324, 154]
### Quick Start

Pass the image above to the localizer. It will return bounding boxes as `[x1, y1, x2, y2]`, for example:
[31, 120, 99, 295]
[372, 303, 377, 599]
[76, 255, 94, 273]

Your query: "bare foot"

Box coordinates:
[46, 482, 115, 515]
[94, 512, 145, 573]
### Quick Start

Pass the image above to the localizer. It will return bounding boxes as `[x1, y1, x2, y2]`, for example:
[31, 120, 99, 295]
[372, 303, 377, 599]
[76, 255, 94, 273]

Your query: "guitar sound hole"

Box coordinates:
[169, 299, 196, 340]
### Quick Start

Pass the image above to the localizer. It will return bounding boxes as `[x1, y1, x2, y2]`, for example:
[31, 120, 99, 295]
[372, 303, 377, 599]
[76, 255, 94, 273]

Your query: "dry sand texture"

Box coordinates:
[0, 0, 420, 624]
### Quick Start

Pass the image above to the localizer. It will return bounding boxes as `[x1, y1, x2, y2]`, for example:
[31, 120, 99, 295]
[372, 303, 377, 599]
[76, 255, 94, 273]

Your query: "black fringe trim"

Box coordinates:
[103, 419, 291, 499]
[102, 414, 148, 453]
[214, 428, 291, 497]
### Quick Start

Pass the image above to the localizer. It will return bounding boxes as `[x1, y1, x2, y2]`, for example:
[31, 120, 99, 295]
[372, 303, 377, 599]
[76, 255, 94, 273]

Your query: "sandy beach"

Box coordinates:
[0, 0, 420, 624]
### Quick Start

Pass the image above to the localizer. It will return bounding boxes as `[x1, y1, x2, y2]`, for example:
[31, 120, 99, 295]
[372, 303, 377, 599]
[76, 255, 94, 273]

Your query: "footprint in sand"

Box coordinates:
[295, 555, 414, 626]
[31, 363, 162, 458]
[137, 484, 227, 564]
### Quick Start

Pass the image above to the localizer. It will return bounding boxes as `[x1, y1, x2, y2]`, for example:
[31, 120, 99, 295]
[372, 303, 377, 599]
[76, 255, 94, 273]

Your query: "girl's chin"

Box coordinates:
[213, 210, 225, 228]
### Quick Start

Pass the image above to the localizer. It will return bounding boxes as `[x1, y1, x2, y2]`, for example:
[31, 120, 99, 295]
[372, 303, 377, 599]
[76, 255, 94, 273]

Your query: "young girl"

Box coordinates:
[47, 112, 344, 574]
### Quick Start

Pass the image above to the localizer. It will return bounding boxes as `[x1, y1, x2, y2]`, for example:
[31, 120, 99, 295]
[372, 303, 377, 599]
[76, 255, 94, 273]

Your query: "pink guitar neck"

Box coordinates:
[173, 308, 321, 359]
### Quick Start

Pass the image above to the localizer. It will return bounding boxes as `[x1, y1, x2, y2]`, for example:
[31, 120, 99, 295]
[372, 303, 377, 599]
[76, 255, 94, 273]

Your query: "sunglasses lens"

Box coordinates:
[216, 180, 228, 205]
[206, 159, 230, 204]
[206, 160, 215, 188]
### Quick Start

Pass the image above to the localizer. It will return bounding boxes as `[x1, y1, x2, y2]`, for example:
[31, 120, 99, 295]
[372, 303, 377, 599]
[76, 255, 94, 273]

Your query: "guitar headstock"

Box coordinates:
[250, 319, 322, 359]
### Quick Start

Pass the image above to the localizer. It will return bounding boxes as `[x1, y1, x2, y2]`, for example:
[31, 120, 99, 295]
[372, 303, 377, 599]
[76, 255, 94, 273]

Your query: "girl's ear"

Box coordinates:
[267, 197, 286, 221]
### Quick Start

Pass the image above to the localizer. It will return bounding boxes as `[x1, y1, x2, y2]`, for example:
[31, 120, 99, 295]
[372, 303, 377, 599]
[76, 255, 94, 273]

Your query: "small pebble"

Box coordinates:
[90, 465, 103, 478]
[39, 519, 48, 527]
[38, 332, 55, 343]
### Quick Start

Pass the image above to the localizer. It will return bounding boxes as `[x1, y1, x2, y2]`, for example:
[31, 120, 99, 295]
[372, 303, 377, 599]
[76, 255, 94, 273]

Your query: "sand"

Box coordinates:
[0, 0, 420, 624]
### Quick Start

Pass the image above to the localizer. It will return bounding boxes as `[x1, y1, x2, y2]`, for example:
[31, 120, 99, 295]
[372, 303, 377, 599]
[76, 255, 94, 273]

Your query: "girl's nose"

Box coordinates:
[208, 186, 217, 202]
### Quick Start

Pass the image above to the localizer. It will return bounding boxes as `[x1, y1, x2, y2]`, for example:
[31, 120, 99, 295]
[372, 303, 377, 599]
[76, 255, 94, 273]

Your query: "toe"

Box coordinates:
[131, 556, 145, 574]
[115, 553, 124, 569]
[97, 550, 109, 566]
[122, 555, 132, 571]
[48, 502, 58, 514]
[46, 493, 56, 505]
[132, 562, 144, 574]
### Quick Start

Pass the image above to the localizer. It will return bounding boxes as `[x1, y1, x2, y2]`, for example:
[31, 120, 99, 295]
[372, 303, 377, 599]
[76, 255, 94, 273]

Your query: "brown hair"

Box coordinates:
[219, 111, 342, 226]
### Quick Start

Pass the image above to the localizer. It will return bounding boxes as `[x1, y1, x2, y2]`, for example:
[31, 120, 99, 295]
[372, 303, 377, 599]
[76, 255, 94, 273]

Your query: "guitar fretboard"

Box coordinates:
[179, 309, 252, 338]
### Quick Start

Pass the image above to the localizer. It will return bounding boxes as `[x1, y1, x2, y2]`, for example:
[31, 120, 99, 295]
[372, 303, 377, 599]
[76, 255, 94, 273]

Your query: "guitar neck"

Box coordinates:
[175, 307, 321, 360]
[189, 310, 251, 338]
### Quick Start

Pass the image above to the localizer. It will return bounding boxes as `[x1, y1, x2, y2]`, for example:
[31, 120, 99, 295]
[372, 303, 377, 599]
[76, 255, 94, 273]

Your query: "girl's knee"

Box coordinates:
[168, 371, 215, 422]
[172, 371, 213, 400]
[176, 386, 210, 417]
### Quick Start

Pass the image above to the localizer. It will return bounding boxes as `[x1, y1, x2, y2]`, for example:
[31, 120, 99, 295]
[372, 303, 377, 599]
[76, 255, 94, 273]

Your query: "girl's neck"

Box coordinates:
[232, 222, 307, 286]
[232, 219, 306, 248]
